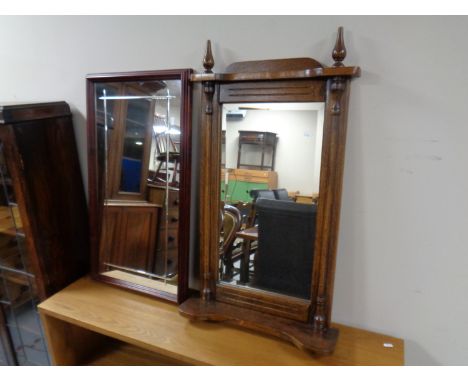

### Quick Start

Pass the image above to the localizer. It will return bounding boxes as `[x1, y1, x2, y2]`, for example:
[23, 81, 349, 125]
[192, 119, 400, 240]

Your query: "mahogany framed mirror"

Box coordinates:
[179, 28, 360, 354]
[87, 69, 192, 303]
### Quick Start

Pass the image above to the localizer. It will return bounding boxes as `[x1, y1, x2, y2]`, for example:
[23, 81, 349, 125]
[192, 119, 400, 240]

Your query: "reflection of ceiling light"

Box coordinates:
[153, 125, 167, 134]
[168, 127, 181, 135]
[135, 141, 143, 146]
[153, 125, 181, 135]
[99, 95, 175, 100]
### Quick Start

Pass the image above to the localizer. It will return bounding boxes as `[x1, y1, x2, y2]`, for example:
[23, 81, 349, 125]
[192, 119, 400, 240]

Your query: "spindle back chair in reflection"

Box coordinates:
[219, 205, 242, 281]
[154, 132, 181, 188]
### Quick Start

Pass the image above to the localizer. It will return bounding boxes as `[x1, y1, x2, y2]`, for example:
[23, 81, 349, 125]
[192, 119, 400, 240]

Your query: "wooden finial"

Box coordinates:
[203, 40, 215, 73]
[332, 26, 346, 67]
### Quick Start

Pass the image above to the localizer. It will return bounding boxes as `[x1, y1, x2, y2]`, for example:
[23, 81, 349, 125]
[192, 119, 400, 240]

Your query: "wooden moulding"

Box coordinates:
[190, 65, 360, 83]
[180, 298, 338, 355]
[219, 79, 326, 103]
[216, 283, 310, 322]
[0, 101, 71, 124]
[179, 27, 360, 356]
[191, 29, 359, 83]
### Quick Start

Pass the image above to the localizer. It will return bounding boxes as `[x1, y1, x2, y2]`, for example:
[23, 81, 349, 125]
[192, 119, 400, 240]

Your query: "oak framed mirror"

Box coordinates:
[87, 69, 192, 303]
[179, 28, 360, 354]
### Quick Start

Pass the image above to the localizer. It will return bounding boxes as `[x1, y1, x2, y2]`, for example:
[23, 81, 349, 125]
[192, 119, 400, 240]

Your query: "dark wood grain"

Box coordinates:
[99, 203, 160, 272]
[219, 79, 325, 103]
[224, 57, 323, 73]
[86, 69, 193, 304]
[0, 102, 89, 299]
[179, 297, 339, 355]
[176, 68, 193, 304]
[332, 26, 347, 67]
[311, 76, 351, 330]
[148, 186, 179, 276]
[203, 40, 215, 74]
[217, 283, 310, 322]
[0, 102, 70, 124]
[180, 27, 360, 355]
[190, 66, 360, 82]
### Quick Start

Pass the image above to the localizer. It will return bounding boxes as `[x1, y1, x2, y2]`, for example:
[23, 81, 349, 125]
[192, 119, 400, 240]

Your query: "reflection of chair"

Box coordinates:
[219, 205, 242, 280]
[154, 133, 180, 187]
[252, 198, 317, 299]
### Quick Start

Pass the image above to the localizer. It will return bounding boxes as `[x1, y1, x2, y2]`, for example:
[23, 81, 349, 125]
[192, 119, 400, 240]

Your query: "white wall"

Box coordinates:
[0, 16, 467, 365]
[224, 108, 320, 194]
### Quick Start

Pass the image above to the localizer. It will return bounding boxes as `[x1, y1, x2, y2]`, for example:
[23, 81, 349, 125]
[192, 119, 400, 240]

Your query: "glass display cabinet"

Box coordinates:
[0, 146, 48, 365]
[0, 102, 89, 365]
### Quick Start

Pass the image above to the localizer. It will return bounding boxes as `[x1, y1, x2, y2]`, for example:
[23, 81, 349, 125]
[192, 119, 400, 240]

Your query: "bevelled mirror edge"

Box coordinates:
[86, 69, 193, 304]
[179, 27, 360, 355]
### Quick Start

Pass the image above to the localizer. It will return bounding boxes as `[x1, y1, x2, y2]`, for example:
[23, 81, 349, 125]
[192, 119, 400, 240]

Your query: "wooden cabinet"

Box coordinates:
[0, 102, 89, 365]
[148, 185, 179, 275]
[237, 130, 278, 170]
[99, 203, 160, 272]
[98, 82, 162, 201]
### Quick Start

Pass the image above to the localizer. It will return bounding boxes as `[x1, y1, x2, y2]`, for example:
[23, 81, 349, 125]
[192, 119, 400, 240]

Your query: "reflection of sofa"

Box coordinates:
[252, 198, 317, 299]
[272, 188, 290, 201]
[249, 189, 276, 201]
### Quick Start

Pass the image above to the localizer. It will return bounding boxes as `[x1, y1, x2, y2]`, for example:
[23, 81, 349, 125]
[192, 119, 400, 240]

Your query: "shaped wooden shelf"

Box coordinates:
[38, 277, 404, 365]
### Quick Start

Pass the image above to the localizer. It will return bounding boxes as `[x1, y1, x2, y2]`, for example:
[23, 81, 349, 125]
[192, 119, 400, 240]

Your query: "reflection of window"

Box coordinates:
[119, 99, 151, 192]
[95, 84, 116, 130]
[120, 157, 142, 193]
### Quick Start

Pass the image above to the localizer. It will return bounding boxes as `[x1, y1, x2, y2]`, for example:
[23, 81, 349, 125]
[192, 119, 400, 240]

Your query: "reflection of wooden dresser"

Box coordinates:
[99, 202, 161, 272]
[148, 185, 179, 275]
[294, 193, 319, 204]
[221, 168, 277, 203]
[99, 82, 162, 201]
[237, 130, 278, 170]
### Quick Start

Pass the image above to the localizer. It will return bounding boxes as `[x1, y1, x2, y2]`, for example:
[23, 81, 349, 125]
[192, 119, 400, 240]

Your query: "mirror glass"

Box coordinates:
[218, 102, 324, 300]
[95, 79, 182, 296]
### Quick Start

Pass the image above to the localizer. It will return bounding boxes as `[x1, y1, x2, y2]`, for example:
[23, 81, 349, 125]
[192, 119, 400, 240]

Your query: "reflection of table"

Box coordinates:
[294, 193, 319, 204]
[235, 226, 258, 283]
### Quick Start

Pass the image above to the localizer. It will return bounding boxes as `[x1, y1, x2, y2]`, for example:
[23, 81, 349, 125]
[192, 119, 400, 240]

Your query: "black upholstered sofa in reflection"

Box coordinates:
[252, 198, 317, 299]
[249, 189, 276, 201]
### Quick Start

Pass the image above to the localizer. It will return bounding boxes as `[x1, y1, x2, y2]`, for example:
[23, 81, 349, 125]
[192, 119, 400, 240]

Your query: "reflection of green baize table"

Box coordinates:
[220, 169, 277, 203]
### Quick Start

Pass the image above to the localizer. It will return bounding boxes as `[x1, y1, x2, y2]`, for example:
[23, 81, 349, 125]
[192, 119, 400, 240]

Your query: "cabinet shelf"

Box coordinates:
[38, 277, 404, 366]
[0, 101, 89, 365]
[83, 339, 186, 366]
[0, 206, 22, 237]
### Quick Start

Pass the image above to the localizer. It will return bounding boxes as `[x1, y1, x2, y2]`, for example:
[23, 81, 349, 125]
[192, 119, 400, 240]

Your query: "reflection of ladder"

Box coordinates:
[154, 133, 180, 187]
